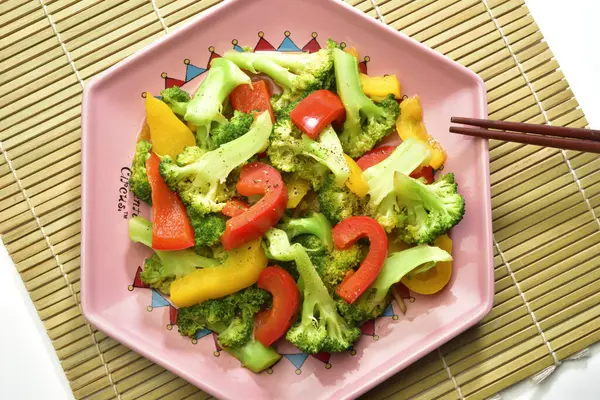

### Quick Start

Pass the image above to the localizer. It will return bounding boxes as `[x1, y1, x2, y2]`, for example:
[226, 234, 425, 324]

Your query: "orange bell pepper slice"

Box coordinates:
[146, 153, 194, 250]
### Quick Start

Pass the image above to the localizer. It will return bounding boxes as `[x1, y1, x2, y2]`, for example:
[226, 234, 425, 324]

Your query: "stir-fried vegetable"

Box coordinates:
[126, 38, 467, 373]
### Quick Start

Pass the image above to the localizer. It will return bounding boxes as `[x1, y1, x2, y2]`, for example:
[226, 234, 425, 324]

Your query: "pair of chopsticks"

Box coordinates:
[450, 117, 600, 154]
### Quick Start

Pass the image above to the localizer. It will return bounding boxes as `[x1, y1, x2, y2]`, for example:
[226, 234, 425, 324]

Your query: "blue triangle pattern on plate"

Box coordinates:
[185, 64, 206, 81]
[194, 328, 212, 340]
[382, 303, 395, 317]
[277, 36, 301, 52]
[151, 289, 170, 308]
[283, 353, 309, 369]
[233, 44, 244, 52]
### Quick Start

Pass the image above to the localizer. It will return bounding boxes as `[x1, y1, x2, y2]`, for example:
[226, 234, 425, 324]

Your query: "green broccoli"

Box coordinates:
[139, 254, 172, 294]
[176, 287, 281, 373]
[210, 110, 254, 149]
[129, 140, 152, 204]
[281, 212, 334, 251]
[393, 172, 465, 244]
[184, 58, 252, 148]
[317, 173, 361, 224]
[337, 245, 452, 325]
[283, 214, 366, 294]
[186, 207, 226, 251]
[332, 48, 400, 157]
[267, 119, 350, 188]
[160, 86, 190, 117]
[176, 146, 206, 166]
[223, 47, 334, 108]
[129, 216, 219, 295]
[159, 111, 272, 216]
[264, 228, 361, 353]
[362, 138, 431, 232]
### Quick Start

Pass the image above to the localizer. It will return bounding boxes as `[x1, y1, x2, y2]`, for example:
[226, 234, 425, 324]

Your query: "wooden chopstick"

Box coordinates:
[449, 117, 600, 154]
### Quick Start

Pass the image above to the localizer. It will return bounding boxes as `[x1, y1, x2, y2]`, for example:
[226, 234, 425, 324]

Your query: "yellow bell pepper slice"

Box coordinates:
[344, 155, 369, 197]
[137, 119, 151, 143]
[170, 238, 267, 307]
[186, 121, 197, 133]
[285, 176, 311, 209]
[396, 96, 446, 170]
[144, 94, 196, 159]
[401, 234, 452, 295]
[359, 73, 402, 101]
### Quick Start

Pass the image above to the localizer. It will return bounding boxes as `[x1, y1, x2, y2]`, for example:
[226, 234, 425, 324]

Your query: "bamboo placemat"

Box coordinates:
[1, 0, 598, 399]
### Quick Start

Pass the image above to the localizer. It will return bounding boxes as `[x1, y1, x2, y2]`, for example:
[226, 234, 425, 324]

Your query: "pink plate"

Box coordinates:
[81, 0, 493, 399]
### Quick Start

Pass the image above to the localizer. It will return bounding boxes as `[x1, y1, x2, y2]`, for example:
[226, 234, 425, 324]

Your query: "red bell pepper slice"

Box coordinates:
[410, 166, 434, 184]
[254, 266, 301, 347]
[221, 162, 288, 250]
[290, 90, 346, 139]
[146, 153, 195, 250]
[332, 216, 388, 304]
[356, 144, 434, 183]
[229, 79, 275, 122]
[222, 198, 250, 218]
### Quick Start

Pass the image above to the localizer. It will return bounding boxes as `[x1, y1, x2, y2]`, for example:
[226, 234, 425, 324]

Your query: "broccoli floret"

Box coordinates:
[267, 119, 349, 188]
[176, 287, 280, 373]
[317, 174, 361, 224]
[176, 146, 206, 166]
[129, 140, 152, 204]
[314, 244, 366, 295]
[184, 58, 252, 148]
[332, 48, 400, 157]
[160, 86, 190, 117]
[223, 47, 334, 108]
[283, 214, 365, 294]
[326, 39, 342, 50]
[211, 110, 254, 149]
[139, 254, 173, 294]
[186, 207, 226, 251]
[159, 111, 272, 215]
[362, 138, 431, 232]
[281, 212, 333, 251]
[394, 172, 465, 244]
[264, 228, 361, 353]
[337, 245, 452, 324]
[272, 98, 300, 121]
[129, 216, 219, 295]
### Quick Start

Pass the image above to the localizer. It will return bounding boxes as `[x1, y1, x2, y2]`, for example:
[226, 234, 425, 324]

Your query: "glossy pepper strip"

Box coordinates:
[144, 94, 195, 159]
[146, 153, 195, 250]
[332, 216, 388, 304]
[222, 198, 250, 218]
[229, 79, 275, 122]
[290, 90, 346, 139]
[343, 155, 369, 197]
[221, 162, 288, 250]
[356, 144, 434, 184]
[254, 266, 301, 347]
[170, 238, 267, 307]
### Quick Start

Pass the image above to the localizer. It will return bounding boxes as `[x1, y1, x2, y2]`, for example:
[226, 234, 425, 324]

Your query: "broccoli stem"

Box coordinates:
[363, 138, 431, 207]
[224, 339, 281, 373]
[128, 215, 153, 247]
[300, 126, 350, 187]
[332, 48, 384, 130]
[184, 58, 252, 147]
[284, 213, 333, 251]
[365, 245, 452, 306]
[223, 51, 297, 90]
[128, 216, 219, 271]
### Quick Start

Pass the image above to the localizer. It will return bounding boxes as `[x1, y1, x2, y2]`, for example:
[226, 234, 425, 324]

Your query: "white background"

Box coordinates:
[1, 1, 599, 399]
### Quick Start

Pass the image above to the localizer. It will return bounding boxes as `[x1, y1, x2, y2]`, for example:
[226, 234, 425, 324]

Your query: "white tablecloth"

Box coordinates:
[1, 1, 599, 398]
